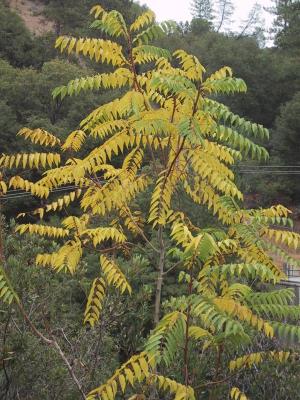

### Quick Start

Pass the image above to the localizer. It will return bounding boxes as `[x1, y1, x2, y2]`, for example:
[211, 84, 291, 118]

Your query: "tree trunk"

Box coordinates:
[0, 210, 5, 264]
[154, 226, 165, 326]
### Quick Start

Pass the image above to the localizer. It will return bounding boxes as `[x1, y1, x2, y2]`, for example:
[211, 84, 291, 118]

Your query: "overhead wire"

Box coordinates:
[235, 164, 300, 174]
[238, 171, 300, 174]
[1, 184, 79, 195]
[0, 184, 83, 201]
[234, 164, 300, 166]
[0, 166, 299, 201]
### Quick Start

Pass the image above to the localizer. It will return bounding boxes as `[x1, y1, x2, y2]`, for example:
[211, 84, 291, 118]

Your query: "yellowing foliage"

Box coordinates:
[100, 255, 132, 295]
[84, 277, 106, 327]
[17, 127, 61, 147]
[1, 4, 299, 400]
[0, 153, 60, 169]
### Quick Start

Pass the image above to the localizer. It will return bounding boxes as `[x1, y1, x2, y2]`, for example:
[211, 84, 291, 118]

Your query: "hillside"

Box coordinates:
[8, 0, 54, 35]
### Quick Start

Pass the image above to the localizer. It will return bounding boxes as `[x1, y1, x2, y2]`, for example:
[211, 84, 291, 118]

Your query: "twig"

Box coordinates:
[162, 259, 184, 276]
[52, 339, 86, 400]
[195, 369, 241, 389]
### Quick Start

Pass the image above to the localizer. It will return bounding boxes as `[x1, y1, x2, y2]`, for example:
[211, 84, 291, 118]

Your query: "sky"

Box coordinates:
[139, 0, 274, 31]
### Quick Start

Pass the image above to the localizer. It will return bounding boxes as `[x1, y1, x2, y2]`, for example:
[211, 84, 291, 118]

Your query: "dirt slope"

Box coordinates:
[9, 0, 54, 35]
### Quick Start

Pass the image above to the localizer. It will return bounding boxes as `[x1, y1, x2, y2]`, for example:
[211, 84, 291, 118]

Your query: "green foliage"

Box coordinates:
[271, 92, 300, 200]
[0, 264, 18, 304]
[0, 59, 99, 145]
[271, 0, 300, 51]
[144, 311, 187, 366]
[42, 0, 144, 35]
[0, 223, 120, 399]
[191, 0, 214, 23]
[0, 2, 54, 67]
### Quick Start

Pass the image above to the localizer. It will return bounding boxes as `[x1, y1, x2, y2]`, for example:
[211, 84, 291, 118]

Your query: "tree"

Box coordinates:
[268, 0, 300, 51]
[0, 2, 36, 67]
[214, 0, 234, 32]
[0, 2, 55, 68]
[42, 0, 144, 35]
[272, 92, 300, 165]
[191, 0, 214, 23]
[1, 3, 300, 399]
[270, 92, 300, 201]
[237, 3, 264, 40]
[0, 59, 100, 154]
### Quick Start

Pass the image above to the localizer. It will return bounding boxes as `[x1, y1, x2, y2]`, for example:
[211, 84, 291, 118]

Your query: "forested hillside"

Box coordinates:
[0, 1, 300, 399]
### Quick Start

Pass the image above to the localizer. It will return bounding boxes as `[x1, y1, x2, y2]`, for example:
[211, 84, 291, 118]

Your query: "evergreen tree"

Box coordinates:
[270, 0, 300, 50]
[190, 0, 214, 22]
[271, 92, 300, 201]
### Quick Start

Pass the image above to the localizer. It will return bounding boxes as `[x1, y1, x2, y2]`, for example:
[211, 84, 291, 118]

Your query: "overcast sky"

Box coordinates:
[139, 0, 274, 31]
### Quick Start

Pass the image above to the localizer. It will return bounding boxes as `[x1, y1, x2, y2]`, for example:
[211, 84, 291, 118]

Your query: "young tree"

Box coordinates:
[0, 3, 300, 399]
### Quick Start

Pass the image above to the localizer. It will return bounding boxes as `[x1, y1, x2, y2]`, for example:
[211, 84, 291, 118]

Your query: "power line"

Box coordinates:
[1, 168, 299, 201]
[1, 184, 79, 196]
[0, 185, 82, 201]
[238, 170, 300, 175]
[1, 177, 109, 200]
[236, 165, 300, 168]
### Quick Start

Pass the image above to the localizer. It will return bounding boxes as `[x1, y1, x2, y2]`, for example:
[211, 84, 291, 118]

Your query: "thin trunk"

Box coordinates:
[216, 1, 227, 32]
[150, 227, 165, 400]
[183, 276, 193, 386]
[154, 226, 165, 326]
[2, 314, 11, 397]
[208, 345, 223, 400]
[183, 306, 191, 386]
[52, 340, 86, 400]
[0, 214, 4, 264]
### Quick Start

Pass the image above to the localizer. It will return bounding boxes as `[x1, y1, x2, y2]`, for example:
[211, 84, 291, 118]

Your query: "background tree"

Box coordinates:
[214, 0, 234, 32]
[0, 1, 55, 68]
[42, 0, 144, 35]
[190, 0, 214, 23]
[270, 0, 300, 51]
[237, 2, 264, 40]
[270, 92, 300, 201]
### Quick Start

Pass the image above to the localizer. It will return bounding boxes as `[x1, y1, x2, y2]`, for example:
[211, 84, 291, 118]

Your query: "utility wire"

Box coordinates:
[1, 168, 299, 201]
[236, 165, 300, 168]
[0, 177, 109, 200]
[2, 184, 79, 195]
[238, 171, 300, 174]
[0, 185, 82, 201]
